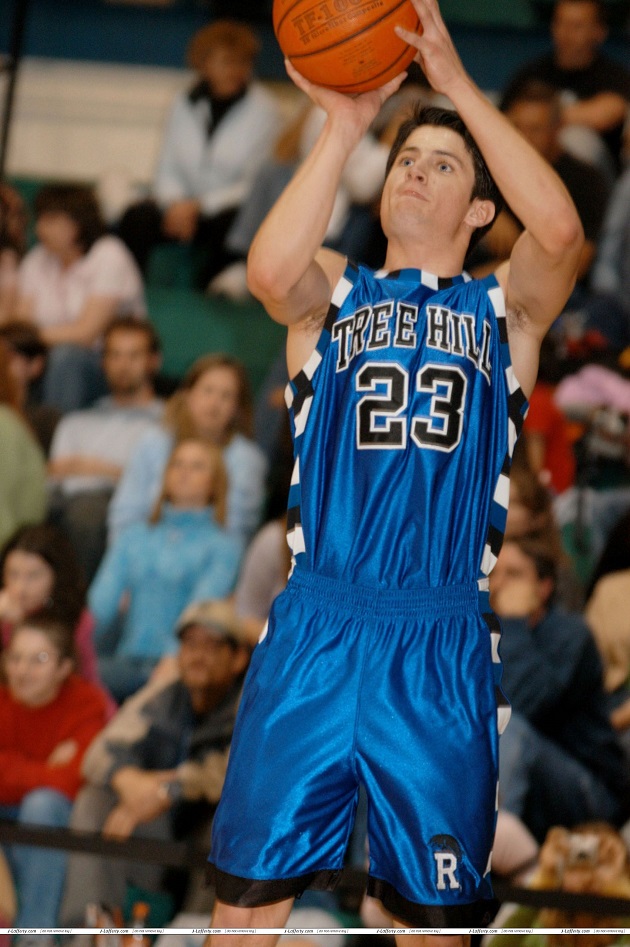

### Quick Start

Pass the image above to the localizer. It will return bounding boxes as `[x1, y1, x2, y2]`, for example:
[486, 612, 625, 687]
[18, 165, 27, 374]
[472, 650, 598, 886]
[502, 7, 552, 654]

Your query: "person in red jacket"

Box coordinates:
[0, 610, 108, 932]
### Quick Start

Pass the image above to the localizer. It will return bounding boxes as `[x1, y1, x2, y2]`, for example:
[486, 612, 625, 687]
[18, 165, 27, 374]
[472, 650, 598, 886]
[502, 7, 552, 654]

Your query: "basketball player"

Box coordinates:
[206, 0, 583, 942]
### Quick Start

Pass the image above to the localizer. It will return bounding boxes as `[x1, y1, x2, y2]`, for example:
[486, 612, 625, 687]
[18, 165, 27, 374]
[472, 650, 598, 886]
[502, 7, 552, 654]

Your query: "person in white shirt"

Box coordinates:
[16, 184, 145, 413]
[117, 19, 283, 289]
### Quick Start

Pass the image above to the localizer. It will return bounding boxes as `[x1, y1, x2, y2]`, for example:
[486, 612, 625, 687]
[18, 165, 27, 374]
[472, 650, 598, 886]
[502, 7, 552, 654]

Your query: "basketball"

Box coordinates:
[273, 0, 422, 95]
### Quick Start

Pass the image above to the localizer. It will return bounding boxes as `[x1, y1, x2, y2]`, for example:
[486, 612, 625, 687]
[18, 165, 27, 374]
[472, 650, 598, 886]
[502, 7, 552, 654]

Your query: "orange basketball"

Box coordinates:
[273, 0, 421, 95]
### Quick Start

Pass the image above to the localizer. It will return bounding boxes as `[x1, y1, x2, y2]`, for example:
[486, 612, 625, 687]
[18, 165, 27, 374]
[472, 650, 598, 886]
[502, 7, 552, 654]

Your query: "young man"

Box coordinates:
[47, 315, 163, 579]
[206, 0, 583, 940]
[60, 599, 251, 925]
[490, 535, 629, 843]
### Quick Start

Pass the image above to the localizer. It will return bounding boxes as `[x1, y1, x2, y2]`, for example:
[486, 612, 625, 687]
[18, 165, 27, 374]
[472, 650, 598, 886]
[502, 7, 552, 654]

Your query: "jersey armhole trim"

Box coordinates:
[284, 260, 360, 409]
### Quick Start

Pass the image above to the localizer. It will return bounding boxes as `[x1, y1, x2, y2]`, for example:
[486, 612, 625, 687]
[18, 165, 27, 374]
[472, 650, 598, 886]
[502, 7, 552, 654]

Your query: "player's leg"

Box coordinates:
[205, 896, 294, 947]
[394, 935, 470, 947]
[359, 601, 499, 928]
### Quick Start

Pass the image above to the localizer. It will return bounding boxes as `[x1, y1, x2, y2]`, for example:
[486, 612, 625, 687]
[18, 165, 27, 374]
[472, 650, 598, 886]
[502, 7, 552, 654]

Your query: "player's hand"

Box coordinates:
[394, 0, 469, 98]
[284, 58, 406, 142]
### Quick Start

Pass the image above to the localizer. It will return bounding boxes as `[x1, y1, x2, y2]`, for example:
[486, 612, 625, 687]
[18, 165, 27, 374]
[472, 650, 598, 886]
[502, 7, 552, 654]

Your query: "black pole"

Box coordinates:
[0, 0, 29, 179]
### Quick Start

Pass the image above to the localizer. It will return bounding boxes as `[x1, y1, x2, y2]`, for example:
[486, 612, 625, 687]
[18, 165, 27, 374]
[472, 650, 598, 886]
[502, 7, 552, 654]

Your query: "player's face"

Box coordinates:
[4, 627, 72, 708]
[164, 440, 216, 507]
[381, 125, 479, 246]
[102, 330, 157, 396]
[186, 366, 240, 442]
[551, 0, 606, 69]
[3, 550, 55, 616]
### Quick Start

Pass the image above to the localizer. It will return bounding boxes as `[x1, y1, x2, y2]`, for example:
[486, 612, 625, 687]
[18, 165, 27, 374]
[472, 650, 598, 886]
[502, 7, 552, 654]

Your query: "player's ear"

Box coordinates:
[465, 198, 496, 231]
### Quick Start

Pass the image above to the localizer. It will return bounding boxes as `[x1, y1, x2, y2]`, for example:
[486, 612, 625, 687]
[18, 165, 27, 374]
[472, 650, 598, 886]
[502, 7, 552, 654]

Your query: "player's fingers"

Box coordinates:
[394, 24, 422, 52]
[409, 0, 451, 43]
[376, 71, 408, 101]
[284, 57, 312, 91]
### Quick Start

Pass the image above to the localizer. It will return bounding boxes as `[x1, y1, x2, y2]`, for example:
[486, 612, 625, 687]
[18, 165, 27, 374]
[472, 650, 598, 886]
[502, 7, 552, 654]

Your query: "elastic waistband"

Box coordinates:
[285, 569, 480, 618]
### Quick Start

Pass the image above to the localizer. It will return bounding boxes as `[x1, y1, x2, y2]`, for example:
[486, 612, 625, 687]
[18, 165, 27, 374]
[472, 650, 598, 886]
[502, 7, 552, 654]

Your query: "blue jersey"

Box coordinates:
[285, 263, 528, 589]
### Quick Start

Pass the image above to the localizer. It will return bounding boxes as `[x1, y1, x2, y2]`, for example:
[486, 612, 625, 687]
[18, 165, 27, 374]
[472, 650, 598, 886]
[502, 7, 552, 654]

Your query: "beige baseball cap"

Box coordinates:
[175, 599, 249, 647]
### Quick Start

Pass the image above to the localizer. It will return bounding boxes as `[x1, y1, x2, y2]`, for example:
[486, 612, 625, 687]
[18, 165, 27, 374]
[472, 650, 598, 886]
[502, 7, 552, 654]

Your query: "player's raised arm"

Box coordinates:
[246, 62, 405, 331]
[396, 0, 584, 397]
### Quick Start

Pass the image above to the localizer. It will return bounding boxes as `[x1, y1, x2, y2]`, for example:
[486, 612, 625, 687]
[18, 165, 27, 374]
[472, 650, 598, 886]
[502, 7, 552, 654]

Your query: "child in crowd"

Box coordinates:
[90, 438, 243, 702]
[0, 611, 108, 930]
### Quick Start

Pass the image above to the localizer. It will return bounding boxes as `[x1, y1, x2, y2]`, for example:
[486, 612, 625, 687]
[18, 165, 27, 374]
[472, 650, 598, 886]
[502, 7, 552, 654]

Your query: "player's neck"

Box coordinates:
[384, 237, 466, 279]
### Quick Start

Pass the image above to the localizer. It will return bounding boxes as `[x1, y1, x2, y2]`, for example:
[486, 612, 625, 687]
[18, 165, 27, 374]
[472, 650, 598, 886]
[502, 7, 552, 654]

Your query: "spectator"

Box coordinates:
[0, 183, 27, 324]
[0, 320, 59, 455]
[471, 80, 610, 289]
[586, 506, 630, 599]
[47, 316, 164, 581]
[485, 821, 630, 942]
[0, 339, 46, 550]
[117, 19, 283, 289]
[583, 509, 630, 742]
[59, 599, 251, 926]
[209, 80, 430, 300]
[234, 513, 291, 646]
[108, 352, 267, 547]
[91, 438, 243, 702]
[0, 523, 111, 705]
[491, 534, 629, 843]
[505, 442, 584, 608]
[0, 611, 108, 930]
[520, 338, 577, 496]
[589, 165, 630, 350]
[502, 0, 630, 180]
[15, 184, 145, 413]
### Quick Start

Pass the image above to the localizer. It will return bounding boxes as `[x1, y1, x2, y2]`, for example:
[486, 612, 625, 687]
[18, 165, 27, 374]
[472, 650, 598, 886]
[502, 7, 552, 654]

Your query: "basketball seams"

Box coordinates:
[297, 36, 419, 93]
[276, 0, 415, 55]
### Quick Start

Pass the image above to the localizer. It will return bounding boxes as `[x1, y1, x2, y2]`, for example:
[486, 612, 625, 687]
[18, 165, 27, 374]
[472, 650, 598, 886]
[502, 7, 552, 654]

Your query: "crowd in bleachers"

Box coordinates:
[0, 0, 630, 939]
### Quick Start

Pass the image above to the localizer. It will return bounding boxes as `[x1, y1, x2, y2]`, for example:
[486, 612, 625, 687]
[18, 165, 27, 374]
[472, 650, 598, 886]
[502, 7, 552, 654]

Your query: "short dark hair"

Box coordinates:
[500, 79, 561, 117]
[34, 183, 105, 252]
[103, 315, 161, 355]
[510, 533, 559, 590]
[385, 104, 504, 253]
[11, 609, 76, 664]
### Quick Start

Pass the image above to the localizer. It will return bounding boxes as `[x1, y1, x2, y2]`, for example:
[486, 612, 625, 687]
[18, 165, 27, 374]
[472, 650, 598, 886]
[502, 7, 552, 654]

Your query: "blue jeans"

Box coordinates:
[499, 712, 624, 843]
[0, 789, 73, 926]
[42, 343, 108, 414]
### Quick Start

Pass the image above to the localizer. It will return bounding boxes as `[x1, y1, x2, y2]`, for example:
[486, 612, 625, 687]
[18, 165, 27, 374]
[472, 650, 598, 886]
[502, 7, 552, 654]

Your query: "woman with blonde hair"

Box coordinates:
[109, 352, 267, 546]
[92, 437, 243, 702]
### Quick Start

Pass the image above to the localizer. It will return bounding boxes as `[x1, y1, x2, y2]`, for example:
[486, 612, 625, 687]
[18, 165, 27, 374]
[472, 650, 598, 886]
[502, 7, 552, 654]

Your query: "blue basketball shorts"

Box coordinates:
[208, 569, 503, 927]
